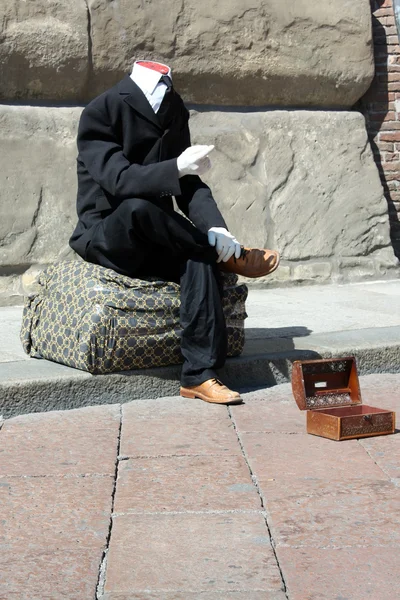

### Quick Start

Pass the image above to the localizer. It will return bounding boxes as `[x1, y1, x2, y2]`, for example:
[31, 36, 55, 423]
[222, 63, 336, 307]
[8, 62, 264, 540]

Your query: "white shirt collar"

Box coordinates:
[130, 62, 172, 95]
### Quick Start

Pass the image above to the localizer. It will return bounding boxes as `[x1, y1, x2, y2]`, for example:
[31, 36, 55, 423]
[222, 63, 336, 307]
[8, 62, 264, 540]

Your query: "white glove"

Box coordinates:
[208, 227, 242, 263]
[177, 145, 214, 178]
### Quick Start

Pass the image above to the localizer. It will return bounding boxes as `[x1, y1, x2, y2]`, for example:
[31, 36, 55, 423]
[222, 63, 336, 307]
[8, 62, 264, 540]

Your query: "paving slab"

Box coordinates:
[0, 549, 104, 600]
[239, 432, 387, 482]
[0, 404, 120, 600]
[104, 513, 284, 596]
[114, 454, 260, 513]
[231, 390, 304, 434]
[360, 433, 400, 483]
[0, 474, 114, 548]
[264, 479, 400, 548]
[277, 546, 400, 600]
[0, 404, 120, 476]
[120, 397, 241, 458]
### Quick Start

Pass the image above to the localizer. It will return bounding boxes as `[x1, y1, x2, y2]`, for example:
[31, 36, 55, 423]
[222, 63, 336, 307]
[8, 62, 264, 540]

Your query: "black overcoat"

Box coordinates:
[69, 75, 226, 257]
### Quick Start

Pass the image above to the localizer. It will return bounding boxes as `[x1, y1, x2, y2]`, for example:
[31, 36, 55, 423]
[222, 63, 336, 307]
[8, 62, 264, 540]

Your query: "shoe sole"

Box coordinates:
[220, 250, 281, 279]
[180, 387, 243, 405]
[252, 250, 281, 278]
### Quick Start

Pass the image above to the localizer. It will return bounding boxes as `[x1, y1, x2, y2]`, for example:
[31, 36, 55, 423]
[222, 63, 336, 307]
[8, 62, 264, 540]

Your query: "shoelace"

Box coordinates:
[232, 247, 248, 264]
[210, 378, 227, 389]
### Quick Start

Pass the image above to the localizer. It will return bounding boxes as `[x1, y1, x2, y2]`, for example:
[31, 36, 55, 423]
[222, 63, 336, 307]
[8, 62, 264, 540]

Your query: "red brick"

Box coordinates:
[380, 15, 396, 26]
[375, 141, 395, 151]
[240, 433, 385, 482]
[120, 397, 241, 457]
[390, 191, 400, 200]
[387, 73, 400, 82]
[375, 91, 395, 101]
[363, 121, 400, 133]
[105, 513, 283, 594]
[0, 405, 120, 476]
[387, 44, 400, 54]
[369, 110, 396, 120]
[386, 180, 399, 189]
[379, 131, 400, 140]
[378, 0, 393, 8]
[277, 547, 400, 600]
[374, 8, 393, 17]
[383, 152, 400, 160]
[380, 160, 400, 169]
[383, 171, 400, 180]
[369, 102, 395, 111]
[114, 454, 260, 513]
[375, 35, 390, 45]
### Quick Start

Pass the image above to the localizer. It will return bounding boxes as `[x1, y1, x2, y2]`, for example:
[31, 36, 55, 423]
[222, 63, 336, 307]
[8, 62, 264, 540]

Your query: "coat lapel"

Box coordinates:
[117, 75, 162, 131]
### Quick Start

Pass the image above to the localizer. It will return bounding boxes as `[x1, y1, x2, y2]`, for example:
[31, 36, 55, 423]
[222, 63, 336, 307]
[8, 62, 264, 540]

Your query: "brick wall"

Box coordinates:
[361, 0, 400, 257]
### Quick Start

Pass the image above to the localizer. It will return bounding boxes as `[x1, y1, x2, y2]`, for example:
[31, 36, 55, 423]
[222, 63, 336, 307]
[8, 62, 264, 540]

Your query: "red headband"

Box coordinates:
[136, 61, 169, 75]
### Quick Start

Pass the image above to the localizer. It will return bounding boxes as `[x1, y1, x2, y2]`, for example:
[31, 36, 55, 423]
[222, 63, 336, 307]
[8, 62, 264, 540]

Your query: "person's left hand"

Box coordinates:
[208, 227, 242, 263]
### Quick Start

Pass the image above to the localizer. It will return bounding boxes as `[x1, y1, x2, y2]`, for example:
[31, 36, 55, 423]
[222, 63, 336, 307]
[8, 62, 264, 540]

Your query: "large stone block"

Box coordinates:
[0, 0, 373, 107]
[0, 106, 81, 270]
[192, 110, 398, 276]
[0, 0, 88, 101]
[0, 105, 398, 305]
[87, 0, 374, 107]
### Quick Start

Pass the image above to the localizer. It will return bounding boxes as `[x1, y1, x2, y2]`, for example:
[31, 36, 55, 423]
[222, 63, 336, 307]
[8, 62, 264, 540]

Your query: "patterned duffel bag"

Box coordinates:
[20, 261, 248, 374]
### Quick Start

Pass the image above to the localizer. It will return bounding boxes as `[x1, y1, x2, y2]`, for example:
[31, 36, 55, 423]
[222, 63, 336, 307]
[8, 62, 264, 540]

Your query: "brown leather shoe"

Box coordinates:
[180, 378, 243, 405]
[220, 247, 280, 278]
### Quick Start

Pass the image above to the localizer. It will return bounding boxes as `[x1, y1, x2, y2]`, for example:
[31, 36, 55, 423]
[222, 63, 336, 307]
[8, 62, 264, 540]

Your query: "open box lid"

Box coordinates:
[291, 357, 362, 410]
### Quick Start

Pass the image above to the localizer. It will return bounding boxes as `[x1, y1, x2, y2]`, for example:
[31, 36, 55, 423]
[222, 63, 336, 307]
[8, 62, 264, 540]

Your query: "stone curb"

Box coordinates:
[1, 327, 400, 418]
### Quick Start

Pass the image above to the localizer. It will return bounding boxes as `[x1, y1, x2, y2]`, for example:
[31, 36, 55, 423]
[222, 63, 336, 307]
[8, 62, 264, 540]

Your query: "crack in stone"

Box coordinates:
[83, 0, 93, 100]
[116, 451, 240, 460]
[31, 186, 43, 229]
[0, 473, 115, 479]
[228, 406, 290, 599]
[357, 438, 393, 482]
[96, 403, 122, 599]
[112, 509, 265, 517]
[25, 185, 44, 259]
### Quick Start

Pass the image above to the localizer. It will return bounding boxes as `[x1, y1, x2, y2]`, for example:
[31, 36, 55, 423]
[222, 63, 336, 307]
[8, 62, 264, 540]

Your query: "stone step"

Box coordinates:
[3, 280, 400, 418]
[1, 326, 400, 419]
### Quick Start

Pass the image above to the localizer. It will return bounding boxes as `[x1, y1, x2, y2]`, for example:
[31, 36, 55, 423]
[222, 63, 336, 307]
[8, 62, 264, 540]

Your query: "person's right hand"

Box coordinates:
[177, 145, 214, 178]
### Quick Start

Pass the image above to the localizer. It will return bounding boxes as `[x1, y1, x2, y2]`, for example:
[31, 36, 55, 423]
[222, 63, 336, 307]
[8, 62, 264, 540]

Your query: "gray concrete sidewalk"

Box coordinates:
[1, 279, 400, 417]
[1, 373, 399, 599]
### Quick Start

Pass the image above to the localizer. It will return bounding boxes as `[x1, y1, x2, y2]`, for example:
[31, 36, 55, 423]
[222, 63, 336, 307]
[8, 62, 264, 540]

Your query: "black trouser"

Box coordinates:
[84, 198, 228, 386]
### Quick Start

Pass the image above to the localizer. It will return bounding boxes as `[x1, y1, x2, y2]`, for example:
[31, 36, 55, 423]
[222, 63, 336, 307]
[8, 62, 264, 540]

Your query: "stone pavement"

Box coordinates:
[1, 279, 400, 417]
[1, 373, 399, 599]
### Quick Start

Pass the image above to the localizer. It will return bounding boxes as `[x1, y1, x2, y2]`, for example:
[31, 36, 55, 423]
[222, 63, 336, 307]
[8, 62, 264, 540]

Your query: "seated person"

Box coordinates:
[70, 60, 279, 405]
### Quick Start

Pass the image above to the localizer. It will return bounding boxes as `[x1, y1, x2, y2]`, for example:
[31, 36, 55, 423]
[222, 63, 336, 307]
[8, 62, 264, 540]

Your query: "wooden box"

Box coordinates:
[291, 357, 395, 441]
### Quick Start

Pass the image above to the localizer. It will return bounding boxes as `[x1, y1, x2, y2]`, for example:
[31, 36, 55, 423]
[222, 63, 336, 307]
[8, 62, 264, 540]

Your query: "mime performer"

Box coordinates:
[70, 60, 280, 405]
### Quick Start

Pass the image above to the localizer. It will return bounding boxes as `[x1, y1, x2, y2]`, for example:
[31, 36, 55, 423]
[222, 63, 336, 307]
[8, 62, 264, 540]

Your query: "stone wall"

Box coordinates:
[361, 0, 400, 257]
[0, 0, 398, 305]
[1, 0, 374, 106]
